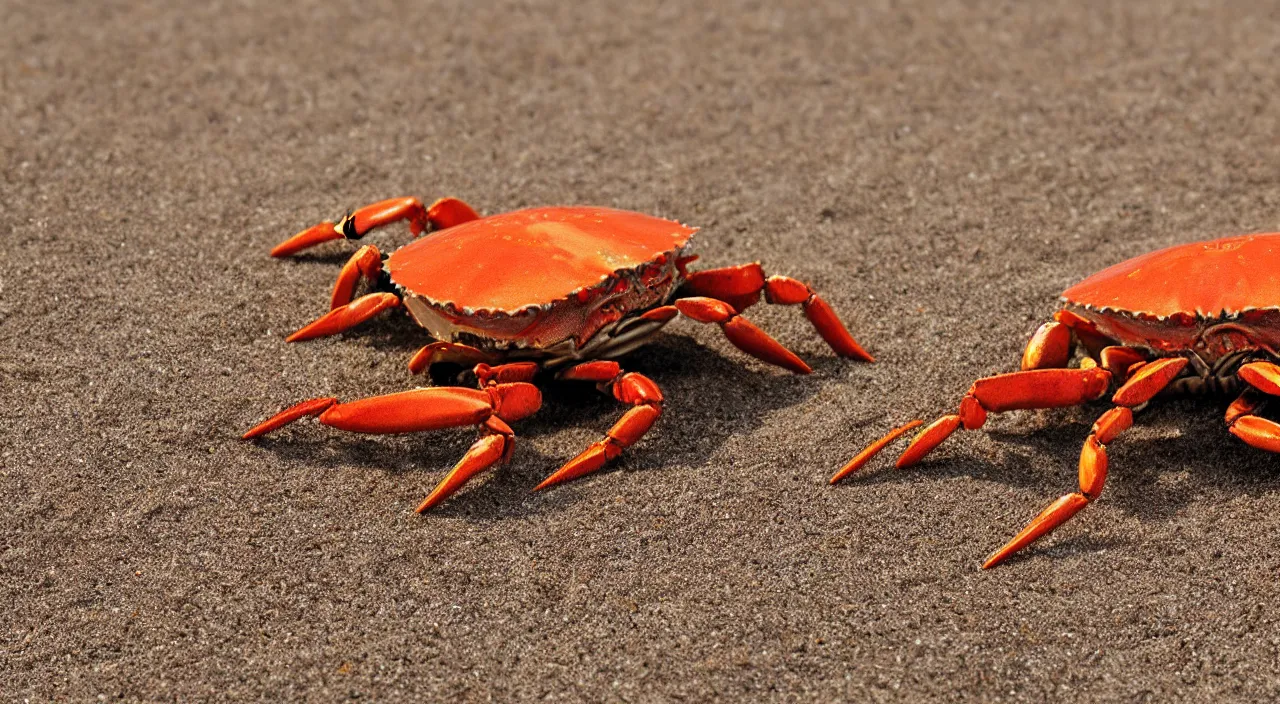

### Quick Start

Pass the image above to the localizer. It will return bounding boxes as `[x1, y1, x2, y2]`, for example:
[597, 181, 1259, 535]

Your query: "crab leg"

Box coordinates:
[680, 263, 873, 362]
[658, 297, 812, 374]
[413, 364, 541, 509]
[981, 407, 1130, 568]
[270, 196, 481, 257]
[1020, 321, 1073, 370]
[407, 342, 498, 376]
[1020, 318, 1147, 379]
[981, 358, 1189, 568]
[243, 383, 539, 438]
[833, 340, 1155, 480]
[330, 245, 384, 309]
[416, 417, 514, 512]
[831, 367, 1114, 482]
[1228, 362, 1280, 452]
[286, 292, 401, 342]
[244, 380, 542, 510]
[534, 361, 663, 491]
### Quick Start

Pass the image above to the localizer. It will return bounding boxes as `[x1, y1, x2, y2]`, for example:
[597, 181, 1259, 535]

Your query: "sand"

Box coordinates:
[5, 0, 1280, 700]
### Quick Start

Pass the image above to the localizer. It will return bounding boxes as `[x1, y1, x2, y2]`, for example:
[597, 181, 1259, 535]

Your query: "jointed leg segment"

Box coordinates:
[981, 406, 1132, 568]
[330, 245, 384, 309]
[1229, 362, 1280, 452]
[286, 292, 401, 342]
[535, 360, 665, 491]
[274, 197, 484, 342]
[980, 360, 1192, 567]
[666, 297, 813, 374]
[243, 365, 542, 511]
[681, 262, 874, 362]
[270, 196, 481, 257]
[833, 315, 1204, 566]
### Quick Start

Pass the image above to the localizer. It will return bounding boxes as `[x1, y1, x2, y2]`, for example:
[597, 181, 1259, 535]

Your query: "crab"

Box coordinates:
[834, 232, 1280, 568]
[244, 195, 872, 511]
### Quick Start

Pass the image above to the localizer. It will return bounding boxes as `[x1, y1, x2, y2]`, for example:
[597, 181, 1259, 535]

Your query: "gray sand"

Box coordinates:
[5, 1, 1280, 700]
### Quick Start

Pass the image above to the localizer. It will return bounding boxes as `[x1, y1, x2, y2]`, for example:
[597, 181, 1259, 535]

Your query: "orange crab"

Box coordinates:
[835, 232, 1280, 568]
[245, 195, 872, 511]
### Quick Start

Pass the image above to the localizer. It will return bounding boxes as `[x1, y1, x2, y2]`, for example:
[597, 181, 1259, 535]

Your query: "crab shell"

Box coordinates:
[1061, 232, 1280, 361]
[385, 206, 697, 364]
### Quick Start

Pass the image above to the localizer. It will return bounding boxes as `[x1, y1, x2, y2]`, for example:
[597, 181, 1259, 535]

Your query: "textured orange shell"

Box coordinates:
[1063, 232, 1280, 319]
[386, 206, 697, 312]
[1061, 232, 1280, 357]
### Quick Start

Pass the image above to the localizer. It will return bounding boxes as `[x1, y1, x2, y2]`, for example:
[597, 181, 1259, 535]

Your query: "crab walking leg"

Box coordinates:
[982, 407, 1132, 569]
[243, 383, 541, 439]
[534, 361, 664, 491]
[270, 196, 481, 257]
[244, 383, 542, 509]
[1228, 362, 1280, 452]
[982, 358, 1189, 568]
[832, 367, 1114, 480]
[830, 420, 924, 483]
[329, 245, 384, 309]
[286, 292, 401, 342]
[416, 417, 514, 512]
[667, 297, 812, 374]
[680, 263, 873, 362]
[408, 342, 498, 376]
[412, 364, 542, 510]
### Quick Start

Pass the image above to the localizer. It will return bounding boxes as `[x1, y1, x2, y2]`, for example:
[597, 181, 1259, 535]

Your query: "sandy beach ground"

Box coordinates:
[4, 1, 1280, 699]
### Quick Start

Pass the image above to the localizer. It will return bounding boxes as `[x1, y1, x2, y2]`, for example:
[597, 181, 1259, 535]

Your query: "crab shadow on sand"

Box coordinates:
[254, 310, 839, 519]
[839, 398, 1280, 565]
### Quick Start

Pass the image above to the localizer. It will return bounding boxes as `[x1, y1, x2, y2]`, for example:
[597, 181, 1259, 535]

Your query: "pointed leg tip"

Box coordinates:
[829, 463, 860, 484]
[285, 323, 326, 343]
[414, 498, 439, 513]
[532, 476, 560, 492]
[981, 554, 1004, 570]
[839, 343, 875, 363]
[270, 222, 342, 257]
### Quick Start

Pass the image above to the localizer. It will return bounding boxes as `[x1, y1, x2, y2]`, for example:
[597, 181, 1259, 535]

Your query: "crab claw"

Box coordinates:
[271, 222, 344, 257]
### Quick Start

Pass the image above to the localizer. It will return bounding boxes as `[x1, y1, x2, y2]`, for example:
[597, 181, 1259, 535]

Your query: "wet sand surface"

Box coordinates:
[5, 1, 1280, 700]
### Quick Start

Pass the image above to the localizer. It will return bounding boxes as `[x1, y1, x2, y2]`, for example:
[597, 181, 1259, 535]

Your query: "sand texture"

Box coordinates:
[4, 1, 1280, 700]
